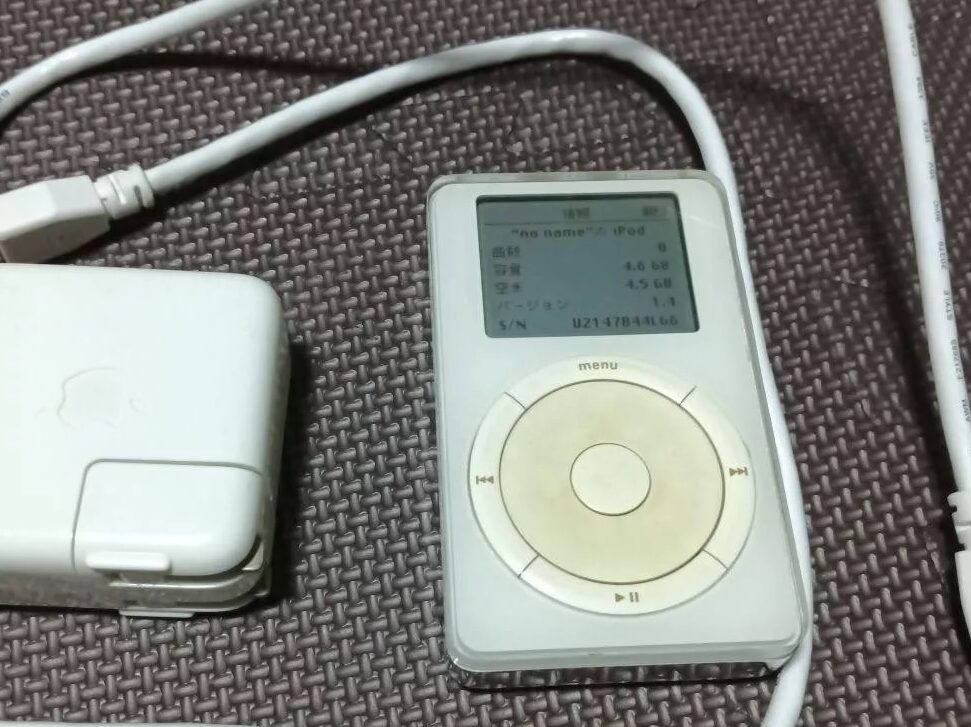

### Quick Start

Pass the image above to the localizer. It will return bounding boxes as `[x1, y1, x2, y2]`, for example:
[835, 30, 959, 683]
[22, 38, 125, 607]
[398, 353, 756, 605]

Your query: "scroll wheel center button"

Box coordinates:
[570, 443, 651, 516]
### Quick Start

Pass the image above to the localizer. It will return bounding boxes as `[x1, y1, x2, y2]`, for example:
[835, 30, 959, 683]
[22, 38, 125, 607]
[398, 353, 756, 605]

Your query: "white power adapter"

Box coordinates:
[0, 264, 289, 617]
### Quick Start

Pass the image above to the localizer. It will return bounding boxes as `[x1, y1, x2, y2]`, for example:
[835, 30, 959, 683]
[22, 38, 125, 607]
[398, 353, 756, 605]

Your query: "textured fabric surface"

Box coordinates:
[2, 0, 971, 724]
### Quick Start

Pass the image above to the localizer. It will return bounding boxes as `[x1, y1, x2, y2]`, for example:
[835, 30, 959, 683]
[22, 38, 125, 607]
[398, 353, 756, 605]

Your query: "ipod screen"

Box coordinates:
[477, 193, 698, 338]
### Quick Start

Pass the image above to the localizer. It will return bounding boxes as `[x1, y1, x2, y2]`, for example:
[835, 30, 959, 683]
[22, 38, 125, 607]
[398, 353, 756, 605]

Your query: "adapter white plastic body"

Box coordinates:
[0, 264, 289, 617]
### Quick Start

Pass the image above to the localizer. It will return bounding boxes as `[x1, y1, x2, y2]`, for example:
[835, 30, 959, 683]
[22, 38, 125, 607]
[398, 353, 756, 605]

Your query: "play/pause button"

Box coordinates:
[614, 591, 641, 603]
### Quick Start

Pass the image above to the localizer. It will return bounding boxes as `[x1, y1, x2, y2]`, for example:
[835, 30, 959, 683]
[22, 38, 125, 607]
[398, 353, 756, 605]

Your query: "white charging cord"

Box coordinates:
[0, 0, 260, 120]
[0, 0, 264, 263]
[0, 1, 958, 725]
[877, 0, 971, 628]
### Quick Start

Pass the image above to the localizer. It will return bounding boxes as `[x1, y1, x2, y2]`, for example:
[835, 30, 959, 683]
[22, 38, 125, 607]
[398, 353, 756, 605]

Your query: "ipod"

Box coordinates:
[428, 171, 806, 688]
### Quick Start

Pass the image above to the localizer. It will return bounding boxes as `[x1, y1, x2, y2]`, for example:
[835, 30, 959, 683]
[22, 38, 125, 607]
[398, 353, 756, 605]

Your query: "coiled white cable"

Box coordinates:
[0, 0, 960, 724]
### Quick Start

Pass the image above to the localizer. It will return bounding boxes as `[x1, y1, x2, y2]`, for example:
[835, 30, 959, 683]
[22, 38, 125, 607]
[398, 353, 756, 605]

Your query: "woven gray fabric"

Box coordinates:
[2, 0, 971, 724]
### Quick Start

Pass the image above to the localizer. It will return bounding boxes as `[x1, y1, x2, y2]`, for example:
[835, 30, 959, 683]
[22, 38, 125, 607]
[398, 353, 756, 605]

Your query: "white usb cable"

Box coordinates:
[0, 0, 263, 263]
[877, 0, 971, 631]
[0, 0, 260, 120]
[0, 1, 960, 725]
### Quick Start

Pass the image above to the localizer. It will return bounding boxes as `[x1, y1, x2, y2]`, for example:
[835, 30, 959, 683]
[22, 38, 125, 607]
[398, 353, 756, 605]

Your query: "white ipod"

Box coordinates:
[428, 171, 806, 687]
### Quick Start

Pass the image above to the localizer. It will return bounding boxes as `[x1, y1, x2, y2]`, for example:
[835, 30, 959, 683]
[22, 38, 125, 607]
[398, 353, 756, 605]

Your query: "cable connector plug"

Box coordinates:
[948, 492, 971, 632]
[0, 165, 154, 263]
[950, 491, 971, 547]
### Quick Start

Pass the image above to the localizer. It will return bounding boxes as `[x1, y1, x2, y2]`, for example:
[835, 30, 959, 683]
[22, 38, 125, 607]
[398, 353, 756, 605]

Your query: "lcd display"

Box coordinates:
[477, 194, 698, 338]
